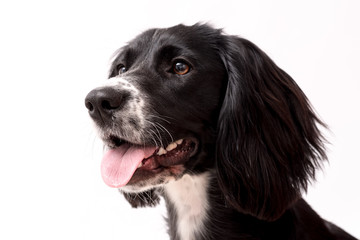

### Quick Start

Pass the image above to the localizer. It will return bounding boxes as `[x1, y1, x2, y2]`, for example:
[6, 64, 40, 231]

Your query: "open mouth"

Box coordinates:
[101, 136, 198, 188]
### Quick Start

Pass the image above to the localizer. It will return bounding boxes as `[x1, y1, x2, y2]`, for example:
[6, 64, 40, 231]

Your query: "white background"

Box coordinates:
[0, 0, 359, 239]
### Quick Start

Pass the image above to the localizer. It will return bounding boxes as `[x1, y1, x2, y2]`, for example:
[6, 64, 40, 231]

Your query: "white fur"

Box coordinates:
[100, 76, 147, 144]
[105, 77, 139, 94]
[164, 172, 210, 240]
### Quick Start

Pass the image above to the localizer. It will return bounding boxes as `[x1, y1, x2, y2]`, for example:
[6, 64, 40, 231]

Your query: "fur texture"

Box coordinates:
[85, 24, 356, 240]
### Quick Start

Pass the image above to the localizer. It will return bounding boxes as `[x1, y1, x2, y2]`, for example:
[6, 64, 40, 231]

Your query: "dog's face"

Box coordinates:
[85, 25, 226, 192]
[86, 24, 326, 220]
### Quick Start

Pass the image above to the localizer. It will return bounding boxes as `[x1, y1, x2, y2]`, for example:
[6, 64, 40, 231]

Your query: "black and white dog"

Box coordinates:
[85, 24, 356, 240]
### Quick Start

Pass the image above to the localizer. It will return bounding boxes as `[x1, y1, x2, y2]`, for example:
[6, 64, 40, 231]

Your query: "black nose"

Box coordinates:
[85, 87, 125, 122]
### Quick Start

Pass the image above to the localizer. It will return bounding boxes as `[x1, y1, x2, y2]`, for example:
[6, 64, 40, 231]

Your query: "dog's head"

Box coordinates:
[85, 24, 327, 221]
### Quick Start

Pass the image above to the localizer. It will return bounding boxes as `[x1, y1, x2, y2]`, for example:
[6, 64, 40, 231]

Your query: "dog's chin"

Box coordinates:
[101, 136, 199, 193]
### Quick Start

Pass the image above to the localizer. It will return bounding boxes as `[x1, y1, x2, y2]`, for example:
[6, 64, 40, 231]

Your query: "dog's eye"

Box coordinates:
[173, 62, 190, 75]
[116, 64, 127, 74]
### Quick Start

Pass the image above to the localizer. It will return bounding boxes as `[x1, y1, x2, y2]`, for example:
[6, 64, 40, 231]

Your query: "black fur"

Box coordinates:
[86, 24, 356, 240]
[216, 36, 326, 221]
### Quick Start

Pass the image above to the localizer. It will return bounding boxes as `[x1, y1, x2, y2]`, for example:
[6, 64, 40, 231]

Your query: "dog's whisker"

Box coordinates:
[154, 122, 174, 144]
[144, 191, 155, 206]
[145, 120, 165, 147]
[147, 129, 160, 147]
[148, 114, 174, 124]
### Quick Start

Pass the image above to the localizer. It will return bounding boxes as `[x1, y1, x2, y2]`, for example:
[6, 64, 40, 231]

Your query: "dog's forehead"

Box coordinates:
[123, 25, 219, 56]
[126, 27, 188, 53]
[132, 26, 189, 44]
[111, 28, 171, 63]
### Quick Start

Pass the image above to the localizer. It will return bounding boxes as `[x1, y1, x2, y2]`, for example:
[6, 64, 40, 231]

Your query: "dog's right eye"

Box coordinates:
[173, 61, 190, 75]
[116, 64, 127, 74]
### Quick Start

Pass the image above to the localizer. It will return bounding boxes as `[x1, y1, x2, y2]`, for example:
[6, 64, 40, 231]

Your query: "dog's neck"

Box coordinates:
[164, 172, 210, 240]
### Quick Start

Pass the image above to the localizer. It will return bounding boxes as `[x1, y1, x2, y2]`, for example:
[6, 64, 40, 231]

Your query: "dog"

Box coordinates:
[85, 24, 356, 240]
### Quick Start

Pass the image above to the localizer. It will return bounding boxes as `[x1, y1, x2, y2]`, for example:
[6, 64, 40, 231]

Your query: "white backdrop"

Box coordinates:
[0, 0, 359, 239]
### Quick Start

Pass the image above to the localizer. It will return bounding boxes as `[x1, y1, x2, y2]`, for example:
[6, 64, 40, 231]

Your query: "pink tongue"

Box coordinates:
[101, 144, 157, 188]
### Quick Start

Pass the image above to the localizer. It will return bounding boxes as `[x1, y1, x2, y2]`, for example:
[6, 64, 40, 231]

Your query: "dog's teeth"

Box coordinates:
[157, 147, 167, 156]
[166, 142, 177, 151]
[158, 139, 183, 155]
[137, 162, 143, 168]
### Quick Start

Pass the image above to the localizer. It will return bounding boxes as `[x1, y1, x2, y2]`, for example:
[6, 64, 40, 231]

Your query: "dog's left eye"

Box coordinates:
[116, 64, 127, 74]
[173, 62, 190, 75]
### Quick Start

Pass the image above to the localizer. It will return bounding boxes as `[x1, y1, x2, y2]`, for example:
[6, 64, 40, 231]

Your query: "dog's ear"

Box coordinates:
[216, 35, 327, 221]
[120, 189, 160, 208]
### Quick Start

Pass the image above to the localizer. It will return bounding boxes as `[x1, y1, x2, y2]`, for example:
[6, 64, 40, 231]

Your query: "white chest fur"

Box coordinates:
[164, 172, 210, 240]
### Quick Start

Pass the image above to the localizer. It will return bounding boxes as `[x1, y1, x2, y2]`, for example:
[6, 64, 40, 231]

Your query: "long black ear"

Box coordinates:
[216, 35, 327, 221]
[120, 189, 160, 208]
